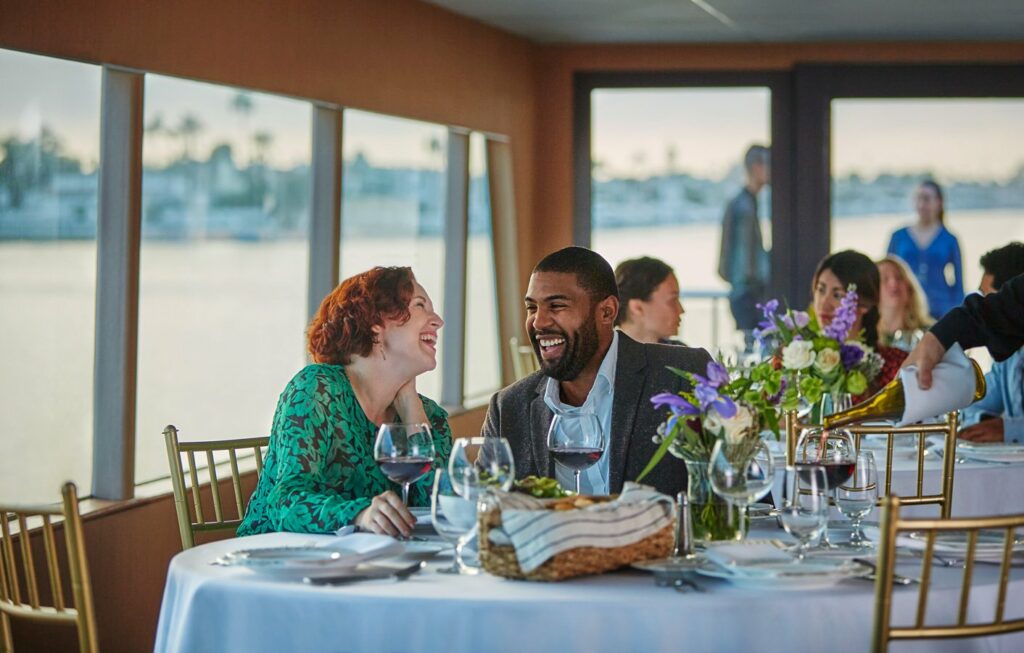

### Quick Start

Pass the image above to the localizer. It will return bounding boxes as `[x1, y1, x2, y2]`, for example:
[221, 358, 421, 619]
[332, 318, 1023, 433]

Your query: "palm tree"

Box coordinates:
[177, 114, 202, 162]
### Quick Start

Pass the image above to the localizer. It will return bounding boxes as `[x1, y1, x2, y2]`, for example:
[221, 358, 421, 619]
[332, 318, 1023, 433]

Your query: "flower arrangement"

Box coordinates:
[753, 286, 882, 410]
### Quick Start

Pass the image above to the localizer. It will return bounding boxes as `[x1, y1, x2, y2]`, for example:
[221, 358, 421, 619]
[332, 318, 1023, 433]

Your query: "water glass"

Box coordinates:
[449, 436, 515, 496]
[780, 465, 830, 561]
[708, 439, 775, 540]
[836, 450, 878, 548]
[431, 469, 479, 575]
[795, 426, 856, 548]
[374, 422, 435, 506]
[547, 413, 605, 494]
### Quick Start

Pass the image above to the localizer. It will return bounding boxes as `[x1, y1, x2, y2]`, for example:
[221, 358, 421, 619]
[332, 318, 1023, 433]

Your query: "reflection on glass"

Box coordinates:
[590, 88, 771, 355]
[341, 110, 446, 399]
[0, 48, 100, 500]
[136, 75, 311, 483]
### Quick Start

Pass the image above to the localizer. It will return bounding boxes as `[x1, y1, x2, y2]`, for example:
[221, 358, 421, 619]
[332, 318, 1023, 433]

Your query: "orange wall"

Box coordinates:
[531, 42, 1024, 262]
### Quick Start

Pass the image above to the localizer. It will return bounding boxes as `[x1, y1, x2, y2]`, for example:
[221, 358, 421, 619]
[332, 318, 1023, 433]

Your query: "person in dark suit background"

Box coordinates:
[481, 247, 712, 497]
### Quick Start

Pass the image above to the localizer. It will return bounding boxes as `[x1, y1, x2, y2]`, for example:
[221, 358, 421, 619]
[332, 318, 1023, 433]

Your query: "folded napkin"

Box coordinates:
[703, 541, 793, 570]
[489, 482, 674, 573]
[321, 531, 405, 564]
[898, 344, 977, 426]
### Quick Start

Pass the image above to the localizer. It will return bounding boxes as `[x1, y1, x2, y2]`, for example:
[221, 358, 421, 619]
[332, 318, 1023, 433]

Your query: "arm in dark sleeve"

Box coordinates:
[930, 273, 1024, 362]
[481, 390, 501, 439]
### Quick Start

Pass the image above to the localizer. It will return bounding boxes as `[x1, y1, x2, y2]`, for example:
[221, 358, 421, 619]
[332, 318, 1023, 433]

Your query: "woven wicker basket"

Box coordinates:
[478, 495, 674, 581]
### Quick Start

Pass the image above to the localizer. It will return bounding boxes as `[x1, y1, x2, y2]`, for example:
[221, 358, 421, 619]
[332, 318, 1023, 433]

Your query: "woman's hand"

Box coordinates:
[354, 491, 416, 537]
[393, 378, 429, 424]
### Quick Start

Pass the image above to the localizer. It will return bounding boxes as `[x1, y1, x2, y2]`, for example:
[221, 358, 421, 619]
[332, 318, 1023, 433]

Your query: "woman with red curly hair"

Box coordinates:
[238, 266, 450, 537]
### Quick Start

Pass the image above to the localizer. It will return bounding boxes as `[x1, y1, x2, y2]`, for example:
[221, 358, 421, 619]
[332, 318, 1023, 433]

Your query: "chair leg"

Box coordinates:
[0, 612, 12, 652]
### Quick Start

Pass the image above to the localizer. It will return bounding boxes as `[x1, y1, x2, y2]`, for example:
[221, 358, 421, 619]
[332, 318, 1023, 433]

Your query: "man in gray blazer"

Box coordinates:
[481, 247, 712, 497]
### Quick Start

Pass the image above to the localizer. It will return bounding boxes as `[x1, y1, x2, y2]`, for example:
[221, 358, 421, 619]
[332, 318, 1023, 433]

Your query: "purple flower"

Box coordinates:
[766, 377, 787, 405]
[757, 299, 780, 319]
[696, 361, 730, 389]
[695, 384, 738, 418]
[651, 392, 699, 415]
[840, 343, 865, 370]
[791, 311, 810, 328]
[824, 286, 859, 342]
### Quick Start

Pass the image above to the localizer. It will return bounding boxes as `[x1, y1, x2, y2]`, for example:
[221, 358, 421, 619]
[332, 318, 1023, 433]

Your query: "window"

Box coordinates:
[0, 49, 100, 501]
[341, 110, 447, 399]
[590, 87, 771, 355]
[135, 76, 312, 483]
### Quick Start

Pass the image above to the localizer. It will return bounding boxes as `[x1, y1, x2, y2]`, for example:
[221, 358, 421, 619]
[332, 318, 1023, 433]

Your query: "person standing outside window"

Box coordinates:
[886, 180, 964, 320]
[718, 144, 770, 353]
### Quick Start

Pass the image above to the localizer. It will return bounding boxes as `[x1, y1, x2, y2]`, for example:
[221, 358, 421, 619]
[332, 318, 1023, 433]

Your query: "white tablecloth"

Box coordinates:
[155, 532, 1024, 653]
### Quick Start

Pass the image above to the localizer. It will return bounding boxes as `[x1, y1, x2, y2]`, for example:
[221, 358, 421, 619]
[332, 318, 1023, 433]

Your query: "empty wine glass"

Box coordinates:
[708, 438, 775, 540]
[449, 436, 515, 496]
[431, 469, 479, 575]
[820, 392, 853, 419]
[547, 413, 605, 495]
[836, 450, 878, 548]
[796, 426, 856, 548]
[780, 465, 830, 561]
[374, 422, 435, 506]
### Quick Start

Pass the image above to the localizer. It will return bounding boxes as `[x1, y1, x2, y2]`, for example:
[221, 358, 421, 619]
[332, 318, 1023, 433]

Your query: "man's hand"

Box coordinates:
[354, 491, 416, 537]
[959, 418, 1005, 443]
[902, 331, 947, 390]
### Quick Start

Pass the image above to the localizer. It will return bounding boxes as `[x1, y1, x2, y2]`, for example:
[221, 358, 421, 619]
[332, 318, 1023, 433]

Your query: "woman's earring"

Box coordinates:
[379, 341, 387, 361]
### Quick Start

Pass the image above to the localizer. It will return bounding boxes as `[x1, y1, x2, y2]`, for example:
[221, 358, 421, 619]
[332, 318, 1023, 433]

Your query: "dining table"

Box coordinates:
[154, 524, 1024, 653]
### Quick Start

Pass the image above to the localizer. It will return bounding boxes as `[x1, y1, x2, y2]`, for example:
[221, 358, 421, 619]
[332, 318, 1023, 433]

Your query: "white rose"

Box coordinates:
[813, 347, 841, 376]
[782, 340, 815, 370]
[701, 411, 724, 438]
[719, 405, 755, 445]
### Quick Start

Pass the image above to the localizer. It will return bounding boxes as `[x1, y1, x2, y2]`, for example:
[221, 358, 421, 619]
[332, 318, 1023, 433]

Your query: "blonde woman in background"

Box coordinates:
[877, 255, 933, 352]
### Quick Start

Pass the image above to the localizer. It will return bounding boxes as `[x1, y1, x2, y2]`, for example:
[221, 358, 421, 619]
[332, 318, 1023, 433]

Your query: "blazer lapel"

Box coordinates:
[608, 334, 648, 493]
[529, 380, 554, 478]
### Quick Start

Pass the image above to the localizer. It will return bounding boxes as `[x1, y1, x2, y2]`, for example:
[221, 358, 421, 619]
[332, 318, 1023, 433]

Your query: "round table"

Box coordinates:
[155, 531, 1024, 653]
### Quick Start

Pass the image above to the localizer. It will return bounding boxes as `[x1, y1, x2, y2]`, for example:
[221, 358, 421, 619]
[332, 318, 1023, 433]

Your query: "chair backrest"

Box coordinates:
[508, 336, 539, 381]
[785, 410, 958, 519]
[872, 496, 1024, 652]
[0, 482, 98, 653]
[163, 425, 270, 549]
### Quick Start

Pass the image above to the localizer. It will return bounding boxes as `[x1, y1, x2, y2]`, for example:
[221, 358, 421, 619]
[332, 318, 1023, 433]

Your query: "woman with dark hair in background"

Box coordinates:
[812, 250, 908, 395]
[886, 180, 964, 320]
[238, 266, 451, 538]
[614, 256, 685, 345]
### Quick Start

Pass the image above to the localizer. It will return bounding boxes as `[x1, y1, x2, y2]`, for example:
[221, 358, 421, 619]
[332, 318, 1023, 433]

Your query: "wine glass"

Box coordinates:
[780, 465, 830, 561]
[449, 437, 515, 496]
[431, 469, 480, 575]
[820, 392, 853, 419]
[547, 413, 605, 495]
[836, 450, 878, 548]
[374, 422, 435, 507]
[795, 425, 856, 548]
[708, 438, 775, 540]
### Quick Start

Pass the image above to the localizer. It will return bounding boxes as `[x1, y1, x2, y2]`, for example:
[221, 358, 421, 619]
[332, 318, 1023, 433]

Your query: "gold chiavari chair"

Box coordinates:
[785, 410, 959, 518]
[508, 336, 539, 381]
[872, 496, 1024, 652]
[0, 482, 98, 653]
[163, 425, 269, 549]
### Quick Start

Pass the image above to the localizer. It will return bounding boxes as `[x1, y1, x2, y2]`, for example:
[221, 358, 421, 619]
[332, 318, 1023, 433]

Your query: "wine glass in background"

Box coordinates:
[708, 439, 775, 540]
[795, 426, 856, 548]
[836, 451, 878, 548]
[547, 413, 605, 495]
[449, 436, 515, 496]
[374, 422, 435, 506]
[431, 469, 480, 575]
[780, 465, 830, 561]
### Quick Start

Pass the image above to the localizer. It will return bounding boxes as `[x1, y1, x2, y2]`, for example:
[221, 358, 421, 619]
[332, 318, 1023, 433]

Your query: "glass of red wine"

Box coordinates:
[546, 413, 605, 495]
[795, 425, 856, 548]
[374, 422, 435, 507]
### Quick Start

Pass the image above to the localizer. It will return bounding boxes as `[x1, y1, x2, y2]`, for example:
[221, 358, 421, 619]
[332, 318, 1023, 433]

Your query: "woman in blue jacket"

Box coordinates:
[886, 180, 964, 320]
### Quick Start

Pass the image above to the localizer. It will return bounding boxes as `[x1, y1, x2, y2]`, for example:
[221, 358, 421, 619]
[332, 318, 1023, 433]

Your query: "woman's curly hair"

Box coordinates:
[307, 266, 415, 365]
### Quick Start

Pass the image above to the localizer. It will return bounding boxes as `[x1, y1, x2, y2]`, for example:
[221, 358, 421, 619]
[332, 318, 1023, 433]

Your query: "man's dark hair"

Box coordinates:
[614, 256, 674, 325]
[533, 246, 618, 303]
[744, 144, 769, 172]
[980, 242, 1024, 290]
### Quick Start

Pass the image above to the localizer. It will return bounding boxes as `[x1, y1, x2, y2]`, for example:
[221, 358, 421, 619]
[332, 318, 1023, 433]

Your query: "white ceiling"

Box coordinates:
[423, 0, 1024, 44]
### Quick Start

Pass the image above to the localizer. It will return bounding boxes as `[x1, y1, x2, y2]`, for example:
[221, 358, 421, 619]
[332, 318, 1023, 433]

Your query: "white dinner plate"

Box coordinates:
[631, 557, 703, 574]
[695, 558, 871, 590]
[956, 442, 1024, 464]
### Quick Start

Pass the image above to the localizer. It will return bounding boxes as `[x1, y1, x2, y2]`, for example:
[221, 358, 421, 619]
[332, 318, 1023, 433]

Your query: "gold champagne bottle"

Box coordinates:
[823, 358, 987, 429]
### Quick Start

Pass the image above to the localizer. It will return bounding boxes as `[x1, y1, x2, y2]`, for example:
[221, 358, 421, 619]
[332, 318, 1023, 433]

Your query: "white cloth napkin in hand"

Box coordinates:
[897, 343, 977, 426]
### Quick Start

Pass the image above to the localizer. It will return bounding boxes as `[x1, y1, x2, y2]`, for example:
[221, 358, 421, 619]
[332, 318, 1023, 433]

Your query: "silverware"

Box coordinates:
[853, 557, 919, 585]
[303, 560, 425, 586]
[672, 577, 705, 594]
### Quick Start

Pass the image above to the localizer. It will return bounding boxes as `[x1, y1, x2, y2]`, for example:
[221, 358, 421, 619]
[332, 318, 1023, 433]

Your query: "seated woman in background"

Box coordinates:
[877, 255, 933, 352]
[812, 250, 908, 396]
[614, 256, 685, 345]
[238, 266, 451, 538]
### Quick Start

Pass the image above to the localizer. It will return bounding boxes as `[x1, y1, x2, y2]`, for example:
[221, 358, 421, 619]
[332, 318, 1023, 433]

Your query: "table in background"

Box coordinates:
[155, 532, 1024, 653]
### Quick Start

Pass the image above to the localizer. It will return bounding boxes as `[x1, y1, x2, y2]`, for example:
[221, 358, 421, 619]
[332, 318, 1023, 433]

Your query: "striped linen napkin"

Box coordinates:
[490, 482, 674, 573]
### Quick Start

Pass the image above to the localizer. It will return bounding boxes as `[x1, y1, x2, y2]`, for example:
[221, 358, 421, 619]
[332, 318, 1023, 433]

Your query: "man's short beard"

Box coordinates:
[533, 312, 600, 382]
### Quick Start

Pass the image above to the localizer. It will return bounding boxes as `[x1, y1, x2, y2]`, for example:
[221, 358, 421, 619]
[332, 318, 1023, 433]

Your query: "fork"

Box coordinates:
[853, 558, 920, 585]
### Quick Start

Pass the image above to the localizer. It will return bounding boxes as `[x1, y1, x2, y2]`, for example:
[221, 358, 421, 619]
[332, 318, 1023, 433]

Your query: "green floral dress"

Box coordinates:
[237, 364, 452, 536]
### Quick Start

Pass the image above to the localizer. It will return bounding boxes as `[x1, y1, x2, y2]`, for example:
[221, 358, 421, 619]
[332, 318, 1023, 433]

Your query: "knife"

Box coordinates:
[302, 560, 425, 586]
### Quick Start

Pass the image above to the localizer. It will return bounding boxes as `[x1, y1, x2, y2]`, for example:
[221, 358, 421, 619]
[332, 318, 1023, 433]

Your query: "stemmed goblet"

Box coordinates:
[779, 465, 830, 561]
[449, 436, 515, 496]
[431, 469, 480, 575]
[374, 422, 435, 507]
[795, 425, 857, 548]
[836, 450, 878, 548]
[708, 438, 775, 540]
[547, 413, 605, 495]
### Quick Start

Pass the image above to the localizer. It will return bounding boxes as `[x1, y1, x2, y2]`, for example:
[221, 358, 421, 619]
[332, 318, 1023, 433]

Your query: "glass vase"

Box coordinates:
[683, 459, 743, 542]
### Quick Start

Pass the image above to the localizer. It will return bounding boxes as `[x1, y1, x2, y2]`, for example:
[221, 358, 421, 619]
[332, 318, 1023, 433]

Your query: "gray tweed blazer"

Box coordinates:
[481, 333, 713, 497]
